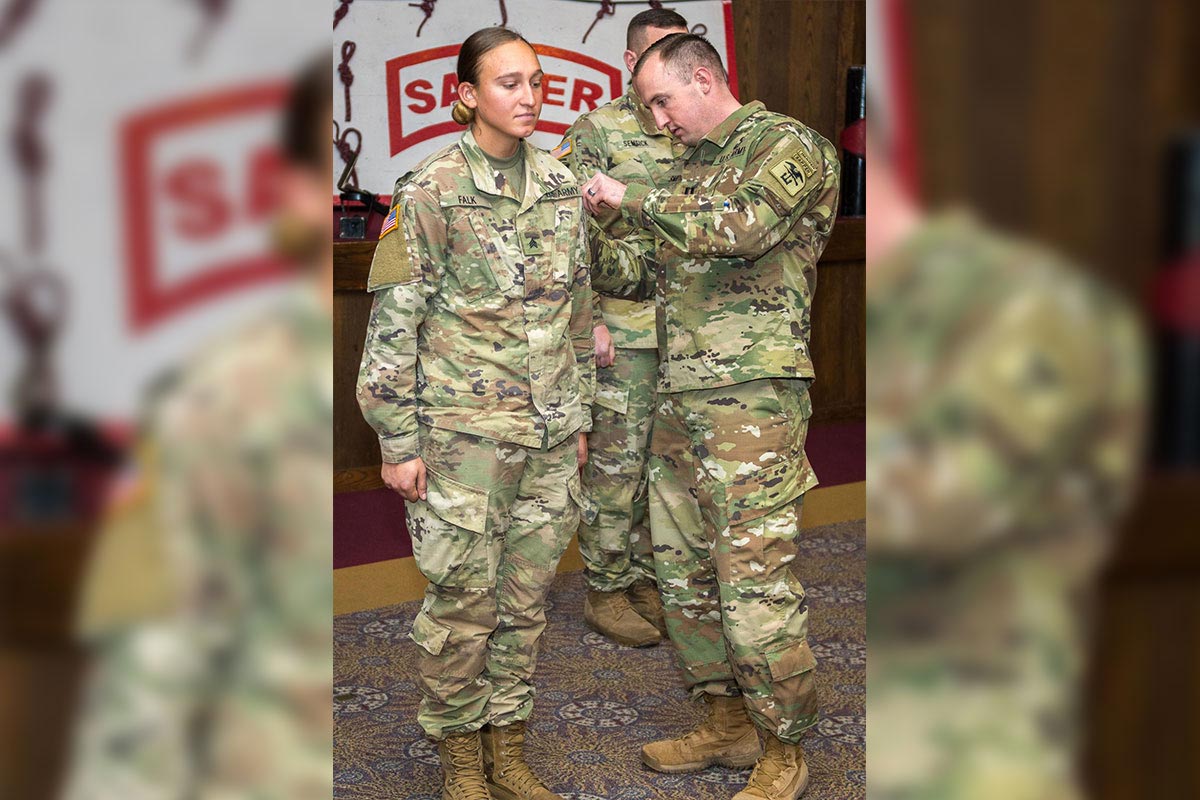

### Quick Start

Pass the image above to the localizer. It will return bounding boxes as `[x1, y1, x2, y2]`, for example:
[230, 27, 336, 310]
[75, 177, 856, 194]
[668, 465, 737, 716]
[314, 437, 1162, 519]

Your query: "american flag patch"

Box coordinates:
[379, 206, 399, 239]
[550, 138, 572, 160]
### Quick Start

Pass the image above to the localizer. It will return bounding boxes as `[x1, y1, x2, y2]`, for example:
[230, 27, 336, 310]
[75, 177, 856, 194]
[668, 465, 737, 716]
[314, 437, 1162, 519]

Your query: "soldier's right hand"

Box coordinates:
[382, 458, 427, 502]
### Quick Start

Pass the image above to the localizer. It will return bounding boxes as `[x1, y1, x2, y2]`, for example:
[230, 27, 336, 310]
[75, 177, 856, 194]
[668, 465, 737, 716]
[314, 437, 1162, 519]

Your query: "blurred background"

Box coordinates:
[869, 0, 1199, 797]
[1, 1, 327, 797]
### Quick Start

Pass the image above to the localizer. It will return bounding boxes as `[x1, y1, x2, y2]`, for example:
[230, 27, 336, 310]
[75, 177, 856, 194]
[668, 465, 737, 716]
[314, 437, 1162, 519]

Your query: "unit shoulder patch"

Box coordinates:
[765, 143, 820, 203]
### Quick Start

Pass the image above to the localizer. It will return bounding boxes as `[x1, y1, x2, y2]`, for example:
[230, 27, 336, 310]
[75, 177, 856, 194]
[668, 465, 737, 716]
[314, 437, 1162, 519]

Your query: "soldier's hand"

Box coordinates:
[582, 173, 628, 214]
[382, 458, 427, 502]
[594, 323, 616, 368]
[577, 434, 588, 470]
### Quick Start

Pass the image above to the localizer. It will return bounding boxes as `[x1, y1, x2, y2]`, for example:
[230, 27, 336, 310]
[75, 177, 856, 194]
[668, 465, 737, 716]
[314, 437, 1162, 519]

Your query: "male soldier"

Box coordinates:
[61, 54, 334, 799]
[556, 8, 688, 648]
[583, 34, 839, 800]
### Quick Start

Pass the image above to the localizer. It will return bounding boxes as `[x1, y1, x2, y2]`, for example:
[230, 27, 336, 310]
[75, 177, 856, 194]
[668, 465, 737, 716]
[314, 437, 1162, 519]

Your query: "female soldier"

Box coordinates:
[356, 27, 595, 800]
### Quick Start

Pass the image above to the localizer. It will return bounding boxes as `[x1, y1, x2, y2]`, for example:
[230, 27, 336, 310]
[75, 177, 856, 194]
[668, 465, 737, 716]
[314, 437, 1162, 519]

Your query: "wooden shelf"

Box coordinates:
[335, 215, 865, 293]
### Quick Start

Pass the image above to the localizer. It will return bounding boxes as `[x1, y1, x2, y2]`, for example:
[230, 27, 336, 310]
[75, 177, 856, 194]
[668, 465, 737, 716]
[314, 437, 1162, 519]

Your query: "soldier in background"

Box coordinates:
[583, 33, 839, 800]
[556, 7, 688, 649]
[60, 52, 334, 799]
[356, 27, 594, 800]
[865, 103, 1147, 798]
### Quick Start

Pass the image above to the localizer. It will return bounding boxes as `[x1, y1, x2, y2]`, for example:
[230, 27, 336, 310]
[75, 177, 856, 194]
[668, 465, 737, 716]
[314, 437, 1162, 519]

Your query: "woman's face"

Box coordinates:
[462, 40, 543, 151]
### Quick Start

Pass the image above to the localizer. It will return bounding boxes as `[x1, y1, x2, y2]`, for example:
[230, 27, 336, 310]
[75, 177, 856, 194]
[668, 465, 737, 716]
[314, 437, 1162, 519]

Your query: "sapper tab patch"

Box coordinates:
[767, 144, 819, 200]
[550, 138, 573, 160]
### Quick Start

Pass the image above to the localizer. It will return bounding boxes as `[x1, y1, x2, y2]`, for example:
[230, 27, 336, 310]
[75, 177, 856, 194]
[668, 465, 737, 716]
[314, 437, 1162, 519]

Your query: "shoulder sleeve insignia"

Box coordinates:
[366, 204, 415, 291]
[550, 138, 573, 160]
[766, 143, 820, 201]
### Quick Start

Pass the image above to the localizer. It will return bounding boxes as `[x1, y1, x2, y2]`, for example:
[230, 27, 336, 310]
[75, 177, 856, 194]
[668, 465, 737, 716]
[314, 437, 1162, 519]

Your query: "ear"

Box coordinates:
[458, 81, 478, 109]
[623, 49, 638, 74]
[694, 66, 713, 95]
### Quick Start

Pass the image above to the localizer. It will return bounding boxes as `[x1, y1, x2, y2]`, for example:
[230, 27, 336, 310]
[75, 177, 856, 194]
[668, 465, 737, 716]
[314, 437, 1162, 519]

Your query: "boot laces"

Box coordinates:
[497, 727, 549, 796]
[746, 738, 792, 792]
[443, 735, 491, 800]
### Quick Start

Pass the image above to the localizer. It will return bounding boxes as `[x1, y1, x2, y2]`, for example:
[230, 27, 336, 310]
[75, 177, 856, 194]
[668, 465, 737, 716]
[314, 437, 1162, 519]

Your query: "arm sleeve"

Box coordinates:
[355, 182, 445, 463]
[569, 201, 596, 430]
[620, 128, 839, 260]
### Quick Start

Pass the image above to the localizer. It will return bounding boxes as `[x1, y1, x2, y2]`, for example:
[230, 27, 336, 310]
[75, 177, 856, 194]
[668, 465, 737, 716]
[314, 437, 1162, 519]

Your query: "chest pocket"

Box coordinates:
[443, 204, 517, 300]
[534, 194, 582, 287]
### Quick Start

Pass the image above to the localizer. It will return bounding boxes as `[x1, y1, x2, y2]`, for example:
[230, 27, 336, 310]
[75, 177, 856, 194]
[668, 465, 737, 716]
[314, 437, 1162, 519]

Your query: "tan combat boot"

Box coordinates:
[480, 722, 562, 800]
[731, 734, 809, 800]
[584, 588, 661, 647]
[641, 694, 763, 773]
[625, 580, 668, 637]
[436, 731, 493, 800]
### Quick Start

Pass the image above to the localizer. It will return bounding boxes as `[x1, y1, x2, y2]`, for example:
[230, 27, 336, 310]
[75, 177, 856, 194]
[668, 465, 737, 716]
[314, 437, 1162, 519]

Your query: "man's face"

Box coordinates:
[635, 54, 708, 146]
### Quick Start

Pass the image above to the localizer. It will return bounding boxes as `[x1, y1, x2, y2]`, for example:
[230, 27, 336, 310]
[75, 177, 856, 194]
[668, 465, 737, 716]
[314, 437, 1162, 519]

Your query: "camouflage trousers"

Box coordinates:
[578, 347, 658, 592]
[405, 425, 593, 740]
[649, 378, 820, 743]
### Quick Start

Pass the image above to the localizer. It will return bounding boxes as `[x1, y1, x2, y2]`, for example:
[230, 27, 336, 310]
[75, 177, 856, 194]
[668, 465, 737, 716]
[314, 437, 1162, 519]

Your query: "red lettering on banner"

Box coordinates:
[570, 79, 602, 113]
[163, 160, 231, 240]
[543, 74, 566, 107]
[246, 146, 284, 221]
[121, 82, 291, 332]
[405, 79, 436, 114]
[386, 44, 622, 156]
[441, 73, 459, 107]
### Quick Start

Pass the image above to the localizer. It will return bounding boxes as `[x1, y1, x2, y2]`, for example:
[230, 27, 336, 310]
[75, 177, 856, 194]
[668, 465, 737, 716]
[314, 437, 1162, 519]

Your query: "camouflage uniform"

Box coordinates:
[561, 86, 685, 594]
[592, 101, 841, 742]
[62, 289, 334, 799]
[356, 129, 596, 741]
[866, 212, 1146, 798]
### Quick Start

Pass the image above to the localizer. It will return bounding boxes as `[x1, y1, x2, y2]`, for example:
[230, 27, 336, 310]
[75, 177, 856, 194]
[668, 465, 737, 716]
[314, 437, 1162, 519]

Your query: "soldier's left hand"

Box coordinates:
[582, 173, 627, 214]
[594, 323, 616, 368]
[577, 434, 588, 470]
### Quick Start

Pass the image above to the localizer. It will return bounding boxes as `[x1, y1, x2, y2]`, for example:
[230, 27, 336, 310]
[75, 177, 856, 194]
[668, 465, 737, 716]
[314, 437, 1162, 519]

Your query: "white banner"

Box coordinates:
[333, 0, 738, 194]
[0, 2, 327, 422]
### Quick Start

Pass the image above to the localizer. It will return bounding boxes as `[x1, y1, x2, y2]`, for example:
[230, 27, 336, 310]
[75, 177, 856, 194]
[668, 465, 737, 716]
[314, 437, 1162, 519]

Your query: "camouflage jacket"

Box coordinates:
[866, 212, 1146, 798]
[65, 287, 334, 799]
[561, 85, 685, 349]
[591, 101, 840, 393]
[357, 129, 595, 461]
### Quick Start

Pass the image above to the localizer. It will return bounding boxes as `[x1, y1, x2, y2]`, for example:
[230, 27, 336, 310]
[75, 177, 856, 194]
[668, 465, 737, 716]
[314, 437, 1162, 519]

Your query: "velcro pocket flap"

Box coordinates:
[594, 372, 630, 415]
[424, 467, 490, 535]
[409, 609, 451, 656]
[727, 459, 807, 526]
[766, 639, 817, 682]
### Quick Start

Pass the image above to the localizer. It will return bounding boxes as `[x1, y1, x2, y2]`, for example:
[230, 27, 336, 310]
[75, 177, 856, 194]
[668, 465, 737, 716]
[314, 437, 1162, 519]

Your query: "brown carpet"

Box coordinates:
[334, 518, 865, 799]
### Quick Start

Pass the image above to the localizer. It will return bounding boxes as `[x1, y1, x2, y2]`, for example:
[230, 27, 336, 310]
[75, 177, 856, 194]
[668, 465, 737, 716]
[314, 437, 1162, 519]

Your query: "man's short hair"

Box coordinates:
[626, 8, 689, 51]
[633, 32, 728, 85]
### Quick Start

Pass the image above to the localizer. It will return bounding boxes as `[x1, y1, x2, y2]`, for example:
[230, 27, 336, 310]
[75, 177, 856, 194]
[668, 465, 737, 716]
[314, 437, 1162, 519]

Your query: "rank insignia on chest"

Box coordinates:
[522, 230, 544, 255]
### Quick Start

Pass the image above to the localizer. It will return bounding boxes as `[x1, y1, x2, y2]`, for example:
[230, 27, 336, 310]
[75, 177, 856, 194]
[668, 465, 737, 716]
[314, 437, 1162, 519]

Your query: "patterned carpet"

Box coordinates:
[334, 518, 865, 799]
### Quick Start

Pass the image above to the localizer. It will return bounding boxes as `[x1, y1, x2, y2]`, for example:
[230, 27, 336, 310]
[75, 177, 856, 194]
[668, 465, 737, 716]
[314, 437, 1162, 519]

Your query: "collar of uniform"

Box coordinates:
[459, 128, 523, 202]
[458, 129, 574, 213]
[623, 84, 662, 137]
[698, 100, 765, 151]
